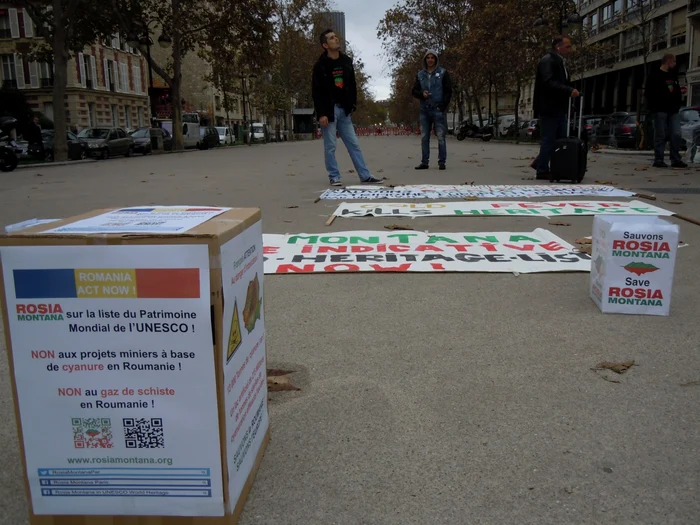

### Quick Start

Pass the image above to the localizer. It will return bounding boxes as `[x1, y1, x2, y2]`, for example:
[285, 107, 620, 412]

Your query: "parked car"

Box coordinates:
[251, 122, 267, 143]
[78, 127, 134, 159]
[198, 126, 220, 149]
[582, 115, 605, 142]
[595, 112, 652, 149]
[215, 126, 235, 145]
[128, 128, 153, 155]
[16, 130, 88, 161]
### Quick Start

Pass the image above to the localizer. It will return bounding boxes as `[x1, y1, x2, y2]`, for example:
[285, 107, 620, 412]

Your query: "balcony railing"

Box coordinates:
[40, 77, 53, 88]
[2, 79, 18, 89]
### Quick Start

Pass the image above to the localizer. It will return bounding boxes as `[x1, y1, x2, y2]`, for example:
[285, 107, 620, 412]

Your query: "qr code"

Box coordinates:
[123, 418, 164, 449]
[72, 418, 113, 449]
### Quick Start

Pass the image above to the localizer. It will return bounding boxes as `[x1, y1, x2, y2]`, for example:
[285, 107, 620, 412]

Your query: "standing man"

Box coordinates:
[532, 35, 580, 179]
[312, 29, 382, 186]
[646, 53, 687, 168]
[412, 50, 452, 170]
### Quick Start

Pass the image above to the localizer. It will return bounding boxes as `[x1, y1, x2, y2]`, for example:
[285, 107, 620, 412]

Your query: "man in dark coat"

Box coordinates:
[532, 35, 580, 178]
[645, 53, 687, 168]
[312, 29, 381, 186]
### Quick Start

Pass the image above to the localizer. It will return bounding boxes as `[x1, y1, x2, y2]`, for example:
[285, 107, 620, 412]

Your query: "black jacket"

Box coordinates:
[645, 67, 682, 114]
[533, 52, 573, 118]
[312, 52, 357, 122]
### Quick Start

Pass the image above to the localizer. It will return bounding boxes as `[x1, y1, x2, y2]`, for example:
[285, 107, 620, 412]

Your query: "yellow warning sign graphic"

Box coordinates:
[226, 300, 242, 364]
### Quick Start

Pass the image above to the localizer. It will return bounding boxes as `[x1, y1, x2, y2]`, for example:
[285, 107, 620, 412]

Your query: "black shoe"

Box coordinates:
[330, 179, 342, 186]
[671, 161, 688, 168]
[415, 164, 429, 170]
[439, 164, 446, 170]
[652, 161, 668, 168]
[361, 176, 383, 183]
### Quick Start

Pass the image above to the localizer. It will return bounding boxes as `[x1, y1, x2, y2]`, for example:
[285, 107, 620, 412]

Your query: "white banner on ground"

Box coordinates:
[263, 229, 591, 274]
[334, 200, 673, 218]
[321, 184, 636, 200]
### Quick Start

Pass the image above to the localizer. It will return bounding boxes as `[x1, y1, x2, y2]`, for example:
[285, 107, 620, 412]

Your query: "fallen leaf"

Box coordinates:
[267, 369, 301, 392]
[348, 169, 355, 173]
[575, 237, 592, 245]
[634, 167, 648, 171]
[168, 173, 176, 176]
[464, 196, 479, 201]
[549, 221, 571, 226]
[286, 205, 299, 209]
[663, 200, 683, 205]
[284, 220, 292, 223]
[672, 167, 685, 171]
[521, 176, 535, 180]
[35, 173, 43, 177]
[595, 180, 618, 186]
[593, 360, 635, 374]
[476, 164, 485, 167]
[313, 197, 321, 203]
[384, 224, 414, 230]
[680, 380, 700, 387]
[140, 180, 147, 183]
[600, 375, 621, 384]
[577, 245, 592, 254]
[377, 168, 384, 173]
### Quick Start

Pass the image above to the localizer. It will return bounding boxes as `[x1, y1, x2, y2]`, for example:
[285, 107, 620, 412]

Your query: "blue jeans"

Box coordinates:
[536, 114, 568, 175]
[653, 112, 681, 164]
[322, 105, 373, 182]
[420, 109, 447, 165]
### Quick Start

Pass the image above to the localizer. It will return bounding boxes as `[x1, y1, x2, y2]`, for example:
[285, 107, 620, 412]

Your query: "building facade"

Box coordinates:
[685, 0, 700, 104]
[318, 11, 346, 45]
[520, 0, 689, 118]
[0, 6, 149, 131]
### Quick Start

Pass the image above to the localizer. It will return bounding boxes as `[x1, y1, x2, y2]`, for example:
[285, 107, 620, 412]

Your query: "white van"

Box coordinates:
[216, 126, 235, 144]
[251, 122, 267, 144]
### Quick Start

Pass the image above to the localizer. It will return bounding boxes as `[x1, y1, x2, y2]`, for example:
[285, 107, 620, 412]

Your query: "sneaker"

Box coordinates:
[415, 164, 429, 170]
[361, 176, 383, 183]
[652, 161, 668, 168]
[330, 179, 342, 186]
[439, 164, 446, 170]
[671, 161, 688, 168]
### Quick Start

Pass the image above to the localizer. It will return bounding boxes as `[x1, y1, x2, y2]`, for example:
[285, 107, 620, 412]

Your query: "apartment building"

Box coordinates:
[685, 0, 700, 104]
[519, 0, 689, 117]
[0, 6, 149, 131]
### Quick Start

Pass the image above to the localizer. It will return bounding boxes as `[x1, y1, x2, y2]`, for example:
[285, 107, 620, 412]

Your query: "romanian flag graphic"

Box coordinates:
[13, 269, 200, 299]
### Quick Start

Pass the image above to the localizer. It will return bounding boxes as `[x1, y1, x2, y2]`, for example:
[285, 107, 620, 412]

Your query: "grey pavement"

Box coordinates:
[1, 136, 699, 524]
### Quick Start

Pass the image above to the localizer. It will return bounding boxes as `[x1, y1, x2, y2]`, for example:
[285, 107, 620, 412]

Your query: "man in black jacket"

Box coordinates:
[312, 29, 381, 186]
[532, 36, 580, 178]
[645, 53, 687, 168]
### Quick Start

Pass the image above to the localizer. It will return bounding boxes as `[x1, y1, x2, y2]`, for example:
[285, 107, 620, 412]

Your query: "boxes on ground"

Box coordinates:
[589, 215, 679, 316]
[0, 206, 269, 524]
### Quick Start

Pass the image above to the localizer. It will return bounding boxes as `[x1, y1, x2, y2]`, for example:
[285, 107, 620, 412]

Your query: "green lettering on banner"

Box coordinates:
[388, 233, 419, 243]
[505, 209, 541, 215]
[463, 235, 499, 243]
[509, 235, 541, 242]
[630, 208, 656, 214]
[541, 208, 562, 215]
[319, 236, 348, 244]
[427, 236, 458, 244]
[349, 236, 380, 244]
[288, 235, 319, 244]
[453, 210, 484, 215]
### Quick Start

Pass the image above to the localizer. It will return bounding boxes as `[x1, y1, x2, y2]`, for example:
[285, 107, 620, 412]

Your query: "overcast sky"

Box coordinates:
[334, 0, 396, 101]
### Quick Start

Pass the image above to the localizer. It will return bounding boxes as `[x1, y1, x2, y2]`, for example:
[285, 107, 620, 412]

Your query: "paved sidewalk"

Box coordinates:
[0, 138, 699, 525]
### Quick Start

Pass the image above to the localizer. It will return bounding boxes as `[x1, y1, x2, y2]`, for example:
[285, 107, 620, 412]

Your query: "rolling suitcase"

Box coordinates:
[550, 95, 587, 183]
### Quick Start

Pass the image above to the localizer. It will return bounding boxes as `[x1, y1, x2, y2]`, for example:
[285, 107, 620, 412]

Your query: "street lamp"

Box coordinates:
[126, 24, 172, 126]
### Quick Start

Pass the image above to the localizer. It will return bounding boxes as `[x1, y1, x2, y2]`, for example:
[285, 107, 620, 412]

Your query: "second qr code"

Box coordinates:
[123, 418, 165, 449]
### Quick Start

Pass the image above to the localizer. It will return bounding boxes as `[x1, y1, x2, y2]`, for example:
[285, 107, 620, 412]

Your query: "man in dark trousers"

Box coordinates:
[646, 53, 687, 168]
[532, 35, 580, 179]
[412, 50, 453, 170]
[312, 29, 382, 186]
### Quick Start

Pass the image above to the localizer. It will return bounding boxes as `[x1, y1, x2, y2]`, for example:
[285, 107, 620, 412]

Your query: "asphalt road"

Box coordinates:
[1, 136, 699, 524]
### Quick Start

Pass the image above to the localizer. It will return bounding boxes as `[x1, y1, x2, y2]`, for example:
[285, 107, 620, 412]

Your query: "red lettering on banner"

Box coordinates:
[301, 245, 314, 253]
[446, 244, 472, 252]
[415, 245, 443, 252]
[369, 264, 411, 272]
[318, 246, 348, 253]
[325, 264, 360, 272]
[481, 243, 498, 252]
[503, 244, 535, 251]
[376, 244, 387, 252]
[263, 246, 279, 254]
[430, 263, 445, 270]
[350, 246, 373, 253]
[539, 241, 565, 251]
[276, 264, 315, 273]
[388, 245, 410, 253]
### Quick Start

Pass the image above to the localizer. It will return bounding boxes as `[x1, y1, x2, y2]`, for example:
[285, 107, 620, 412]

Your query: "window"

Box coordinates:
[137, 107, 144, 127]
[117, 129, 126, 138]
[43, 102, 53, 121]
[591, 12, 599, 30]
[88, 103, 96, 127]
[124, 106, 131, 129]
[111, 105, 118, 127]
[40, 62, 53, 87]
[1, 54, 17, 89]
[0, 10, 12, 39]
[613, 0, 622, 16]
[602, 3, 613, 24]
[654, 17, 668, 42]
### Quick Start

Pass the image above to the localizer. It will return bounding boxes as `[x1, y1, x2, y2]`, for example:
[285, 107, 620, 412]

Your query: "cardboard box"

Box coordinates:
[590, 215, 679, 316]
[0, 207, 269, 524]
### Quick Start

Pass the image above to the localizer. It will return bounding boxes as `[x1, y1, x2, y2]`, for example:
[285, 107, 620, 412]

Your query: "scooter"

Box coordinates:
[0, 116, 22, 172]
[456, 119, 493, 142]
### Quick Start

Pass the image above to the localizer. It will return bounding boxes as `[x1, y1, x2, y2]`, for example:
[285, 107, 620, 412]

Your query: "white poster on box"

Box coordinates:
[220, 220, 268, 513]
[0, 244, 224, 516]
[590, 215, 679, 316]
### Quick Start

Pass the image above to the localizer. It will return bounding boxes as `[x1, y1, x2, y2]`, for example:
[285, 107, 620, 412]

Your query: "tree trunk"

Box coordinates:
[171, 0, 184, 151]
[52, 0, 68, 162]
[514, 78, 521, 144]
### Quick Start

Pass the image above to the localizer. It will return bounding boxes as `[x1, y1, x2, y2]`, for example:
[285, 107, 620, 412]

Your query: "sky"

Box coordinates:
[334, 0, 397, 101]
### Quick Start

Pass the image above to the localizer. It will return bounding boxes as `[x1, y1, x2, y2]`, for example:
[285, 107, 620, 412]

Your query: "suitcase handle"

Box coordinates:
[567, 94, 584, 139]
